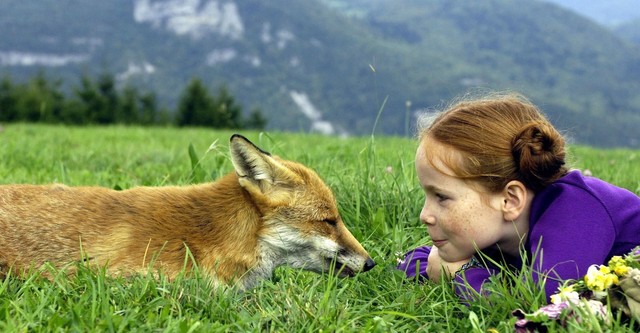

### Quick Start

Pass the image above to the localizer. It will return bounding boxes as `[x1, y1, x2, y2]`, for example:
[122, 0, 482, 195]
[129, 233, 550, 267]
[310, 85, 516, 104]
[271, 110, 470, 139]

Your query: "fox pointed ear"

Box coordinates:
[229, 134, 300, 195]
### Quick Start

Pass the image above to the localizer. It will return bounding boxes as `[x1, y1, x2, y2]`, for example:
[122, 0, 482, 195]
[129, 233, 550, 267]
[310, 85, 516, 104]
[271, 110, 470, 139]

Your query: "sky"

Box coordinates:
[540, 0, 640, 26]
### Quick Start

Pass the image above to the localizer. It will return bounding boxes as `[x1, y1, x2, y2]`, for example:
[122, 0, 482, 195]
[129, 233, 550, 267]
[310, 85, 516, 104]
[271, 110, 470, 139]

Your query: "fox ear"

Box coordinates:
[229, 134, 301, 195]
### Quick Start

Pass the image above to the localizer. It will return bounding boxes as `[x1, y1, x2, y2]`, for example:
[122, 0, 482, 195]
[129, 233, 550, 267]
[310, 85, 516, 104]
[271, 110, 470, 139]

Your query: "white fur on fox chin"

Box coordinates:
[241, 223, 361, 289]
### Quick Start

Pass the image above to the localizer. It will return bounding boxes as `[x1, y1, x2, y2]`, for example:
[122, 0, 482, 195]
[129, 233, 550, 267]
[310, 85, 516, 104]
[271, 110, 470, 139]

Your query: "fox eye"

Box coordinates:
[322, 218, 337, 227]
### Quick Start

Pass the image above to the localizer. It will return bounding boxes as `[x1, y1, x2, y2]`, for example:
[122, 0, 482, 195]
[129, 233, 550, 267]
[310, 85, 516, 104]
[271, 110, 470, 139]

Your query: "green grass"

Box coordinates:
[0, 123, 638, 332]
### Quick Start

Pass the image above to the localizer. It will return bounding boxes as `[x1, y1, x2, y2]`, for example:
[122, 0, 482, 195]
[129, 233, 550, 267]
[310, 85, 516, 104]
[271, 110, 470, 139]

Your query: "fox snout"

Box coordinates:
[330, 255, 375, 277]
[363, 258, 376, 271]
[316, 223, 376, 277]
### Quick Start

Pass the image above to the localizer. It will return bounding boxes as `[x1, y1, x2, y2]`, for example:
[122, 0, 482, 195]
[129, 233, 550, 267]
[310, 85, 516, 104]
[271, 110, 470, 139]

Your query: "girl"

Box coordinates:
[397, 93, 640, 300]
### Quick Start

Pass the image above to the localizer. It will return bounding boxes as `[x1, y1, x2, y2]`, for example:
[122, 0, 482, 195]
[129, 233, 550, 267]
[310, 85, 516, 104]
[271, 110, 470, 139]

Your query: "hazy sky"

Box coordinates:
[541, 0, 640, 26]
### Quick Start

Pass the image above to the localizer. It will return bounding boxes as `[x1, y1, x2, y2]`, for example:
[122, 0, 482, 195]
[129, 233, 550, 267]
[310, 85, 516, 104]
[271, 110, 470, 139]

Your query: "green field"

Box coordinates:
[0, 124, 638, 332]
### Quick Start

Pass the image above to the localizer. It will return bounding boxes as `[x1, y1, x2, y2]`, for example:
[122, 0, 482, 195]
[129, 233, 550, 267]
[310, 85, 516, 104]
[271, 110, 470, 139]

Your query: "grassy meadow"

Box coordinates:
[0, 123, 638, 332]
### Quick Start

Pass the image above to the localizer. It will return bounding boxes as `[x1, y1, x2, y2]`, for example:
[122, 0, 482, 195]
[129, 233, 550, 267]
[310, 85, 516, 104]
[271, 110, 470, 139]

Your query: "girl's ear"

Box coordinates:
[501, 180, 529, 221]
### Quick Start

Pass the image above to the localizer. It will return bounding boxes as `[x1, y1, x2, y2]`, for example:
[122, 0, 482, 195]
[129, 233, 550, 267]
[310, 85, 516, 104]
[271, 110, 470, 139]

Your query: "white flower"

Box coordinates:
[550, 289, 580, 305]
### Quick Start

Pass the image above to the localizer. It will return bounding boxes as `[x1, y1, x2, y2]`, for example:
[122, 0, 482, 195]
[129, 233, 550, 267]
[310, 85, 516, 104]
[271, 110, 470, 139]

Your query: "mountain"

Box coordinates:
[1, 0, 640, 148]
[354, 0, 640, 147]
[1, 0, 389, 135]
[540, 0, 640, 46]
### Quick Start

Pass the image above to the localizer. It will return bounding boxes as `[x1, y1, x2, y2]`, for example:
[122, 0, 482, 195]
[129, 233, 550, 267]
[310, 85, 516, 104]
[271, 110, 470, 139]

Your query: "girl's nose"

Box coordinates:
[419, 203, 435, 225]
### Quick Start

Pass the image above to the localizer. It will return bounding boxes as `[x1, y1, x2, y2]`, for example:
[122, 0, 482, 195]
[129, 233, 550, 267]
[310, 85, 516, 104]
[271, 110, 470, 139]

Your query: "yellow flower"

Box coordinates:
[608, 255, 631, 277]
[609, 255, 624, 265]
[613, 265, 630, 276]
[584, 264, 619, 291]
[609, 274, 619, 286]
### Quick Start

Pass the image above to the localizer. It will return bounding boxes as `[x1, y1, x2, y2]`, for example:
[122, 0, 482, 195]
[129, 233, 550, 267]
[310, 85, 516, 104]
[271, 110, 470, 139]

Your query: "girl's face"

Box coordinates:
[415, 139, 513, 262]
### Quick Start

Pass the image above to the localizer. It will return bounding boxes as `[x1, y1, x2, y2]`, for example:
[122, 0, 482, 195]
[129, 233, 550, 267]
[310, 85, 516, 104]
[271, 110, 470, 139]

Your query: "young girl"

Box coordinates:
[397, 93, 640, 301]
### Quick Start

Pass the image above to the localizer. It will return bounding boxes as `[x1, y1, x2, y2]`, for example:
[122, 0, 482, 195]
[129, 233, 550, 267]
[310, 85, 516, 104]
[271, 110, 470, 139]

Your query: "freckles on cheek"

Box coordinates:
[445, 207, 472, 235]
[442, 208, 461, 234]
[447, 220, 466, 235]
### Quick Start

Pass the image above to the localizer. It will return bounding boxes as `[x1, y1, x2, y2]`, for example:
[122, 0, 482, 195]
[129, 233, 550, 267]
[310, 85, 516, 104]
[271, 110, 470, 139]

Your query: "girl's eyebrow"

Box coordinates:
[423, 184, 447, 193]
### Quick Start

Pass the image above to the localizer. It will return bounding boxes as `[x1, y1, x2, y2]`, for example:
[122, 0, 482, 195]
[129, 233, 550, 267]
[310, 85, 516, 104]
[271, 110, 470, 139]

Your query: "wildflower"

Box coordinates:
[513, 299, 609, 332]
[633, 268, 640, 285]
[629, 246, 640, 262]
[514, 246, 640, 330]
[550, 284, 579, 305]
[395, 252, 405, 266]
[584, 265, 618, 292]
[608, 255, 630, 277]
[583, 300, 609, 322]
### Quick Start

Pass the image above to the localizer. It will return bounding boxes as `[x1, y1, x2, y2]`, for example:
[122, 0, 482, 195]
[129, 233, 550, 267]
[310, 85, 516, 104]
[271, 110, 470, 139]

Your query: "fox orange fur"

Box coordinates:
[0, 134, 375, 289]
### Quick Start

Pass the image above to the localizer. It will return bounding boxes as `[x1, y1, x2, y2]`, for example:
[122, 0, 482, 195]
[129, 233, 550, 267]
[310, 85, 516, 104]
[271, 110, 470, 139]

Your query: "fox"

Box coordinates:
[0, 134, 375, 289]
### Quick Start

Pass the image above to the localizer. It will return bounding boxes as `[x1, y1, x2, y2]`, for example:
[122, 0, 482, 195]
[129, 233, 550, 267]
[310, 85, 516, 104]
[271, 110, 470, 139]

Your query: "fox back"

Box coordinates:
[0, 134, 375, 289]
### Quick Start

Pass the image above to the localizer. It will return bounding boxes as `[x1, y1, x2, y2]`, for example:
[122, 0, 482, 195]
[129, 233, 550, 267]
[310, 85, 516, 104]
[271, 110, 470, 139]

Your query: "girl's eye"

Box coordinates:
[435, 193, 449, 202]
[323, 218, 337, 227]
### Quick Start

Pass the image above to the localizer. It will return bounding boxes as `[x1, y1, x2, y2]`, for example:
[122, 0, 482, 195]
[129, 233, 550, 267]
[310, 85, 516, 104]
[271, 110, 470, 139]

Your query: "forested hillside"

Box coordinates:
[1, 0, 639, 147]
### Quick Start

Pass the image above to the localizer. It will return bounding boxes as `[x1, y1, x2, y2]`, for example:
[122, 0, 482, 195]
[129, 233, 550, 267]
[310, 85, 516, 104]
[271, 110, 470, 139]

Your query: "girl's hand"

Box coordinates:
[427, 247, 471, 282]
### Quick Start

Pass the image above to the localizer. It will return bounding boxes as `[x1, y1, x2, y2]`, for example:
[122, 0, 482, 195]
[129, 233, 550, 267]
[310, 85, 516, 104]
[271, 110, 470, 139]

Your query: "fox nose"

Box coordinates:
[362, 258, 376, 272]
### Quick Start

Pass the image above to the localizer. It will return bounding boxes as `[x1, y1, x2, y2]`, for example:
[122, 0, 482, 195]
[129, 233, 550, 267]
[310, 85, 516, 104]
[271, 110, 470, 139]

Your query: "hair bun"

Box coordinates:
[511, 123, 566, 191]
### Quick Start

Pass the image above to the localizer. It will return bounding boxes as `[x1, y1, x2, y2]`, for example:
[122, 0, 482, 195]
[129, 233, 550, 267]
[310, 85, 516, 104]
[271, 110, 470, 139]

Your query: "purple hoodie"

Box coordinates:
[397, 170, 640, 300]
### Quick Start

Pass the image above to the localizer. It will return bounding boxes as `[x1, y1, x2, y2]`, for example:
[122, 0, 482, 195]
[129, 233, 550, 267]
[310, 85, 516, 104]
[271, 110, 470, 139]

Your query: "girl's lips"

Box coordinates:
[432, 239, 446, 247]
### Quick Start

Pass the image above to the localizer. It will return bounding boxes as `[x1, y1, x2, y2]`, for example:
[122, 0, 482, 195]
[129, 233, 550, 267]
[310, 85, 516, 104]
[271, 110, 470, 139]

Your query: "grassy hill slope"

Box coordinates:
[0, 124, 638, 331]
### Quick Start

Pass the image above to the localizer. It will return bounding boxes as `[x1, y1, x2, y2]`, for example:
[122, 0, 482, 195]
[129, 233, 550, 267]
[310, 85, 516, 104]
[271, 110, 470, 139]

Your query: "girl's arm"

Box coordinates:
[398, 246, 499, 299]
[428, 247, 501, 299]
[426, 247, 470, 281]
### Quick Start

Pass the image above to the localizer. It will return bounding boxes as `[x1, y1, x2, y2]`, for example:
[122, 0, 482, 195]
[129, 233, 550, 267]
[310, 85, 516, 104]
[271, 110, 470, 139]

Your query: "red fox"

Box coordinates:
[0, 134, 375, 289]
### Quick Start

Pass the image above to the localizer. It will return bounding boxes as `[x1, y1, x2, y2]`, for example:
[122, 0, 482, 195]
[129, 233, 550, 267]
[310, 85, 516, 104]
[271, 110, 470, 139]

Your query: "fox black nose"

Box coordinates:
[362, 258, 376, 272]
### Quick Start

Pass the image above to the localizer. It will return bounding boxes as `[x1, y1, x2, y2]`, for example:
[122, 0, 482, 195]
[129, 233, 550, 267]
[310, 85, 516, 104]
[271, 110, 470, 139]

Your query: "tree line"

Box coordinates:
[0, 72, 267, 130]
